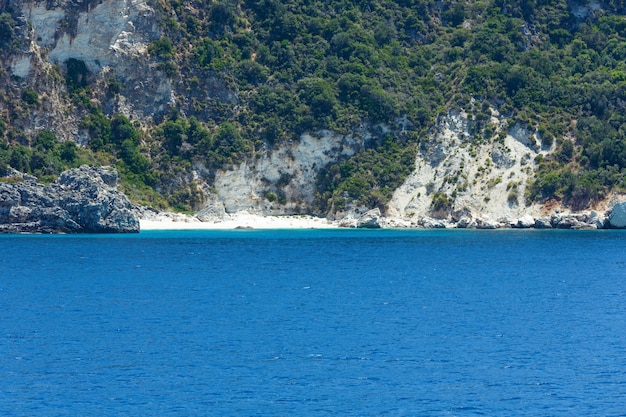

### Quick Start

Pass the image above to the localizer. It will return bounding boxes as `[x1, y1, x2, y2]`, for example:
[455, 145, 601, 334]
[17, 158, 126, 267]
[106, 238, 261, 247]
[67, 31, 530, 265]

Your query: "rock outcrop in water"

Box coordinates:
[0, 166, 139, 233]
[608, 202, 626, 229]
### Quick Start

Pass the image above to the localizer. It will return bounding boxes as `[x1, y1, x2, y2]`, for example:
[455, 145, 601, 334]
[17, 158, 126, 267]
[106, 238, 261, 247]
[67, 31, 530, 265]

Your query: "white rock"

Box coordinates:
[534, 218, 552, 229]
[357, 208, 382, 229]
[211, 130, 367, 215]
[11, 56, 32, 78]
[388, 110, 544, 223]
[608, 202, 626, 228]
[420, 217, 447, 228]
[588, 211, 607, 229]
[512, 214, 535, 228]
[40, 0, 156, 71]
[25, 4, 66, 48]
[195, 201, 227, 222]
[475, 218, 500, 229]
[338, 218, 357, 228]
[382, 217, 414, 228]
[456, 216, 473, 228]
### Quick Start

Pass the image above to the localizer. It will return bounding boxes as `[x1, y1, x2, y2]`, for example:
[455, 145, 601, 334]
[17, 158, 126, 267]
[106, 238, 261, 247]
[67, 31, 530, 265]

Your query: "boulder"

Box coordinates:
[588, 211, 608, 229]
[420, 217, 447, 228]
[195, 200, 227, 222]
[551, 213, 575, 229]
[356, 208, 382, 229]
[338, 218, 358, 228]
[456, 216, 473, 228]
[553, 213, 592, 229]
[608, 202, 626, 228]
[0, 166, 139, 233]
[511, 214, 535, 228]
[383, 217, 414, 228]
[534, 218, 552, 229]
[475, 218, 500, 229]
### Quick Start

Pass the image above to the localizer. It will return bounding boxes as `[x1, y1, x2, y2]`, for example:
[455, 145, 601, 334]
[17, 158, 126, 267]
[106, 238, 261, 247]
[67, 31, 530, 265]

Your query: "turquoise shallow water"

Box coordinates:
[1, 229, 625, 416]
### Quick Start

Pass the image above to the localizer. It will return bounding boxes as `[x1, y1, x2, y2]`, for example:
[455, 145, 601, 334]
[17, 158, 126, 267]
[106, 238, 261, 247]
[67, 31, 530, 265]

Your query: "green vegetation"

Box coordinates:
[0, 13, 17, 48]
[65, 58, 90, 94]
[21, 89, 39, 107]
[430, 191, 453, 217]
[0, 129, 87, 183]
[1, 1, 626, 212]
[317, 134, 416, 211]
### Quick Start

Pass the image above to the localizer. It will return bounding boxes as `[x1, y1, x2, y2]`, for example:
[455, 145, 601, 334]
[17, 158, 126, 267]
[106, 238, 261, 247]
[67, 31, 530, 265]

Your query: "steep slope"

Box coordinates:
[1, 0, 625, 223]
[388, 109, 546, 222]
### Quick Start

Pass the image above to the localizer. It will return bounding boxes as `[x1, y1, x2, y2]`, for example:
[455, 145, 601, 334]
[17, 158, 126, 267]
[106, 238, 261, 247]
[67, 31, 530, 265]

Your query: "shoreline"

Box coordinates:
[139, 213, 339, 231]
[139, 204, 626, 231]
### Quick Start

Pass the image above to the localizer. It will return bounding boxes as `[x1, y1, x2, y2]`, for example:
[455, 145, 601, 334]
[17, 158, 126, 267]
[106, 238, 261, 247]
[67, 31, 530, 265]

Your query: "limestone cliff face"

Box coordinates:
[4, 1, 623, 224]
[18, 0, 156, 72]
[192, 109, 564, 224]
[388, 109, 546, 223]
[194, 130, 370, 217]
[385, 108, 626, 227]
[11, 0, 170, 128]
[8, 0, 231, 136]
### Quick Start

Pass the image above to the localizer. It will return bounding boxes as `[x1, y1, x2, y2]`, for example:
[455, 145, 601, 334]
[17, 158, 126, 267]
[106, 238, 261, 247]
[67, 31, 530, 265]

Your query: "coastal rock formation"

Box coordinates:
[474, 218, 501, 229]
[355, 205, 621, 230]
[609, 202, 626, 228]
[511, 214, 535, 228]
[388, 110, 546, 223]
[202, 130, 370, 215]
[0, 166, 139, 233]
[2, 2, 623, 228]
[356, 208, 382, 229]
[419, 217, 448, 228]
[534, 218, 553, 229]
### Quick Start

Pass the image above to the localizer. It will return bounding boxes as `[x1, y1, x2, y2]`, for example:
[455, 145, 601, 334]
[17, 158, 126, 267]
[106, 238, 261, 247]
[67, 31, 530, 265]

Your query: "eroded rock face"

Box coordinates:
[511, 214, 535, 229]
[608, 202, 626, 228]
[207, 130, 369, 215]
[0, 166, 139, 233]
[20, 0, 158, 73]
[388, 110, 545, 223]
[356, 208, 382, 229]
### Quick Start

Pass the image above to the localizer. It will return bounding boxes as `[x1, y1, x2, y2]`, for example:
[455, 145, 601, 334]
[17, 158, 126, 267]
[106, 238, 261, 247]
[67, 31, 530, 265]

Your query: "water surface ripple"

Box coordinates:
[1, 229, 625, 416]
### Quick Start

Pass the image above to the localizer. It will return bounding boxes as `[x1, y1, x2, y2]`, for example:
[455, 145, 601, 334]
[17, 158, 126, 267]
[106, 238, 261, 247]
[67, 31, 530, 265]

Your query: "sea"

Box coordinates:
[1, 229, 625, 416]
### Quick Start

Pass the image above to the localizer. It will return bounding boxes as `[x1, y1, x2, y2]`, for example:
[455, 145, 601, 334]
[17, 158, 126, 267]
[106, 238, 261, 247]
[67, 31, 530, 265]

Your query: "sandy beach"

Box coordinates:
[139, 211, 339, 231]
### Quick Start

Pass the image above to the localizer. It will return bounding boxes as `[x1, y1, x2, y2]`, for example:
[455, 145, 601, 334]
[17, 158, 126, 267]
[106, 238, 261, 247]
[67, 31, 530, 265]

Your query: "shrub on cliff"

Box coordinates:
[65, 58, 90, 94]
[431, 192, 453, 214]
[0, 13, 16, 48]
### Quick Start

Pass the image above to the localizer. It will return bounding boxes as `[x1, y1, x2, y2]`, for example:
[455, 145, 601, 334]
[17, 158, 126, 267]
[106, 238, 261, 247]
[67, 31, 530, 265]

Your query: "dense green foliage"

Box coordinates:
[0, 13, 17, 48]
[0, 129, 85, 183]
[317, 134, 416, 211]
[2, 0, 626, 211]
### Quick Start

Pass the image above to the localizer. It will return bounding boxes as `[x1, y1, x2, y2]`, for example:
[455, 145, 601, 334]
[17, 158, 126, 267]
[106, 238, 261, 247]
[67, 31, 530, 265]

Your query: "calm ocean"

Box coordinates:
[1, 229, 625, 416]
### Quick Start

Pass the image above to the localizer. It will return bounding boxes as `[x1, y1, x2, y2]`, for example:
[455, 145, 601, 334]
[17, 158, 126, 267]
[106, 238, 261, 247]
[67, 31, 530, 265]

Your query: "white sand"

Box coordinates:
[139, 212, 338, 231]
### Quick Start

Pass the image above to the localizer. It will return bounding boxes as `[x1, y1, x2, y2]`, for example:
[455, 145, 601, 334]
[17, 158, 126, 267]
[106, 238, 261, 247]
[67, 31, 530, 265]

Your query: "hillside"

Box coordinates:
[1, 0, 625, 223]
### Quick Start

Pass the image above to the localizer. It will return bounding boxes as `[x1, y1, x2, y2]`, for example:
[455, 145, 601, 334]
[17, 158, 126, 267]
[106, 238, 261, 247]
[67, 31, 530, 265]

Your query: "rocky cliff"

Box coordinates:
[2, 0, 625, 225]
[196, 130, 371, 218]
[7, 0, 175, 139]
[0, 165, 139, 233]
[388, 109, 543, 221]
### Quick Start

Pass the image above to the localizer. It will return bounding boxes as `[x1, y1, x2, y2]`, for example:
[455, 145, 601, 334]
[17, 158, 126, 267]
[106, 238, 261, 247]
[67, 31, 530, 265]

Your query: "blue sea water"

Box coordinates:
[1, 229, 625, 416]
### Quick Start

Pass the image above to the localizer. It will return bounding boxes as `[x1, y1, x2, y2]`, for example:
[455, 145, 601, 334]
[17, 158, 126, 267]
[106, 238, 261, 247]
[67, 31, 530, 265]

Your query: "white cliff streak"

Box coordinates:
[208, 131, 367, 215]
[388, 109, 546, 222]
[24, 0, 156, 71]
